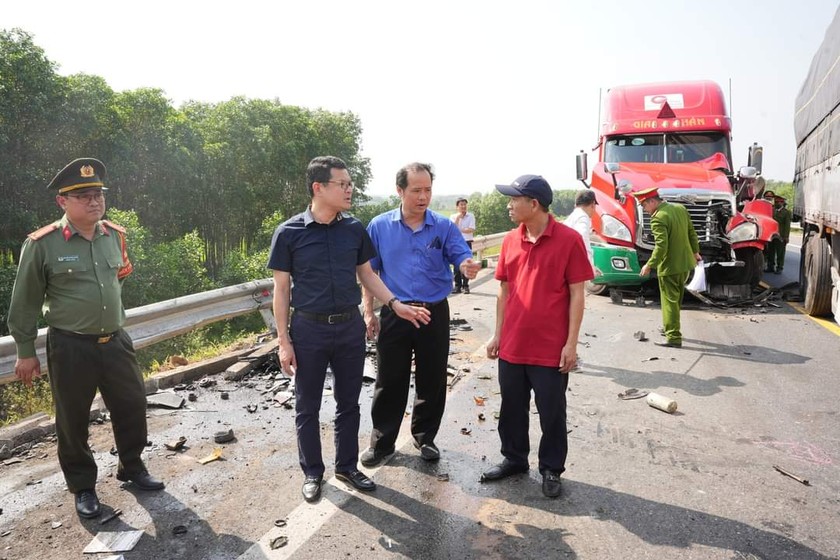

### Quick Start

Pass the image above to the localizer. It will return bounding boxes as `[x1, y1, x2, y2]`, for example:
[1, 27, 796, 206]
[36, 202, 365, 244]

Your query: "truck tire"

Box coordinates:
[800, 233, 832, 316]
[735, 247, 763, 288]
[585, 280, 609, 296]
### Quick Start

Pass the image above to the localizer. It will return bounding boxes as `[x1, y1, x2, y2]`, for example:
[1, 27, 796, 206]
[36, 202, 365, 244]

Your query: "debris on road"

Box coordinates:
[473, 396, 485, 406]
[642, 356, 659, 362]
[270, 536, 289, 549]
[633, 331, 648, 342]
[245, 404, 258, 413]
[220, 392, 229, 400]
[146, 392, 185, 409]
[618, 388, 649, 400]
[82, 530, 144, 554]
[213, 429, 235, 444]
[478, 413, 485, 421]
[197, 448, 223, 465]
[646, 393, 678, 413]
[172, 525, 188, 536]
[436, 473, 450, 482]
[51, 521, 62, 529]
[100, 509, 123, 525]
[460, 427, 472, 436]
[773, 465, 810, 486]
[274, 519, 287, 528]
[164, 436, 187, 451]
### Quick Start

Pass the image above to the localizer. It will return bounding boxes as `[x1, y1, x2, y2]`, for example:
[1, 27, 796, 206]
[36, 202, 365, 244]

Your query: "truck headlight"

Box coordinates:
[728, 222, 758, 243]
[601, 215, 632, 242]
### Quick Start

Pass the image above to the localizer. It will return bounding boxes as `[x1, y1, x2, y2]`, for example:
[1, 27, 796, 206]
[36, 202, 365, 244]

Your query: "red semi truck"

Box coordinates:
[576, 80, 778, 300]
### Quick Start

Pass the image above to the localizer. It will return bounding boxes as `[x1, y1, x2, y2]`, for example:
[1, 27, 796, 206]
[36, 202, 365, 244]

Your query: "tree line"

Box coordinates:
[0, 29, 372, 336]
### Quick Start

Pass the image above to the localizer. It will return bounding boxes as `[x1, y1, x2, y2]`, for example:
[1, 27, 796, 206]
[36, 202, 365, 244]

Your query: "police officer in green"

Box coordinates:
[7, 158, 164, 520]
[766, 194, 792, 274]
[635, 188, 700, 348]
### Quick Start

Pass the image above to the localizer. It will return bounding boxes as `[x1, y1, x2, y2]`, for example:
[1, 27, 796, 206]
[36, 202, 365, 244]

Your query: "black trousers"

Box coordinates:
[289, 311, 366, 477]
[47, 328, 148, 493]
[369, 299, 450, 451]
[497, 358, 569, 474]
[453, 240, 473, 289]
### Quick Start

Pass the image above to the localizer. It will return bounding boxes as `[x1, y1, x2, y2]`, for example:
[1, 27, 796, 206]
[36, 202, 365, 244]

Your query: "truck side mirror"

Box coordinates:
[739, 166, 757, 179]
[576, 151, 588, 181]
[748, 143, 763, 174]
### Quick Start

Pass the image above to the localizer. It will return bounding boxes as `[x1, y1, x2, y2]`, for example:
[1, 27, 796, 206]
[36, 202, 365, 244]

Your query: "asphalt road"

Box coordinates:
[1, 242, 838, 559]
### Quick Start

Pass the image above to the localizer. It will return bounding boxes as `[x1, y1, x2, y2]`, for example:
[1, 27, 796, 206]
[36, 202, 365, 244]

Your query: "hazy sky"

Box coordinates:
[4, 1, 838, 196]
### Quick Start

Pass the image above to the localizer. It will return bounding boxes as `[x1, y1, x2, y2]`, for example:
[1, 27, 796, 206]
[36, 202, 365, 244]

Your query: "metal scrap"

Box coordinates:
[773, 465, 810, 486]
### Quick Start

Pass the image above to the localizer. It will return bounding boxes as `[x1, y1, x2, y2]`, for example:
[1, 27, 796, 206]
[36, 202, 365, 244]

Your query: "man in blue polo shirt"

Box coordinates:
[360, 162, 481, 466]
[268, 156, 430, 503]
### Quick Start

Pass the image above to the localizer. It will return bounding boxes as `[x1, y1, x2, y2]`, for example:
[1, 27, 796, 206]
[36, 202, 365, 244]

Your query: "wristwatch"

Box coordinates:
[387, 297, 399, 309]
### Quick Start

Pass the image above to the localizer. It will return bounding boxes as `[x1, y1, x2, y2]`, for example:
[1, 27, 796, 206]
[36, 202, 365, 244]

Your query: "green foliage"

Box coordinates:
[353, 197, 399, 226]
[551, 190, 578, 219]
[0, 252, 18, 337]
[0, 375, 53, 425]
[764, 180, 793, 206]
[471, 191, 515, 236]
[107, 208, 214, 308]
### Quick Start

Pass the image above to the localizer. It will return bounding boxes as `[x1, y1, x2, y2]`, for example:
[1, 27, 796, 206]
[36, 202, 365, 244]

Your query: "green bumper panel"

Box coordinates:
[590, 244, 644, 286]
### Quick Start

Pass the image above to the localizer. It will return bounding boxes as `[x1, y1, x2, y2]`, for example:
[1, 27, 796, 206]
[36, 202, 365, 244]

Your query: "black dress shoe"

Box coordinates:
[654, 341, 682, 348]
[480, 459, 529, 482]
[542, 471, 562, 498]
[75, 489, 101, 518]
[116, 469, 165, 491]
[413, 441, 440, 461]
[302, 475, 323, 502]
[360, 446, 395, 467]
[335, 469, 376, 491]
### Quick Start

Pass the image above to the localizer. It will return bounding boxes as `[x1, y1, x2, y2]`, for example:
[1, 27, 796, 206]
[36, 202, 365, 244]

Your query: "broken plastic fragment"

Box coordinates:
[270, 536, 289, 549]
[460, 427, 472, 436]
[197, 448, 223, 464]
[164, 436, 187, 451]
[473, 396, 485, 406]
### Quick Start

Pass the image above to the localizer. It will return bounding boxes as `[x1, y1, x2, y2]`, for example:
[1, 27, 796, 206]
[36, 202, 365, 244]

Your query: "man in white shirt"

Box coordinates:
[563, 189, 597, 269]
[450, 198, 476, 294]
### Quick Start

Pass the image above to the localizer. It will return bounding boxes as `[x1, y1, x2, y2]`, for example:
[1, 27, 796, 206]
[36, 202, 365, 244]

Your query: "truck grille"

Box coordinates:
[640, 199, 732, 248]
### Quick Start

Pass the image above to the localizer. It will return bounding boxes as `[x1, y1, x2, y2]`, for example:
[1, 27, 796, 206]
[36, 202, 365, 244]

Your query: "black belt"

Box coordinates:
[402, 299, 446, 310]
[294, 308, 358, 324]
[51, 327, 118, 344]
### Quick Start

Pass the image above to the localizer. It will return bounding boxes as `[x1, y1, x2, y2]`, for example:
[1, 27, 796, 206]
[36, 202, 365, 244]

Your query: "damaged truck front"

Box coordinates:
[576, 80, 778, 300]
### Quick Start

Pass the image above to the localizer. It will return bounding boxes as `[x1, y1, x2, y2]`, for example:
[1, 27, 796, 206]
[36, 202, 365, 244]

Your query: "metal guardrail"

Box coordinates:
[0, 279, 274, 385]
[0, 231, 507, 386]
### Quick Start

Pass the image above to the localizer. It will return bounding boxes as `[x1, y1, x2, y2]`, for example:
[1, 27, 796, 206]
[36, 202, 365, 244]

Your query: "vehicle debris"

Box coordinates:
[172, 525, 188, 536]
[270, 535, 289, 549]
[773, 465, 810, 486]
[100, 509, 123, 525]
[197, 448, 223, 464]
[618, 388, 649, 400]
[473, 396, 485, 406]
[146, 392, 185, 409]
[460, 427, 471, 436]
[82, 530, 144, 554]
[213, 429, 235, 444]
[164, 437, 187, 451]
[646, 393, 678, 413]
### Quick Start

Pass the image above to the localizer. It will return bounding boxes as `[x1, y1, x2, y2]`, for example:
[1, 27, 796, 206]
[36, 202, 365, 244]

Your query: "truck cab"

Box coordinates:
[577, 81, 778, 300]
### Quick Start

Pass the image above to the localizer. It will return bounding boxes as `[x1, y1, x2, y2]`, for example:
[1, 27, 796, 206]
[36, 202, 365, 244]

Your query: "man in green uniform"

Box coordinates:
[636, 188, 700, 348]
[769, 195, 792, 274]
[7, 158, 164, 520]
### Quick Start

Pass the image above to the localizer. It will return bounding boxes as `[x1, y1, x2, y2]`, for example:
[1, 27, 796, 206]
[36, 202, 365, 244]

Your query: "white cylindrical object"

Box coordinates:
[646, 392, 677, 413]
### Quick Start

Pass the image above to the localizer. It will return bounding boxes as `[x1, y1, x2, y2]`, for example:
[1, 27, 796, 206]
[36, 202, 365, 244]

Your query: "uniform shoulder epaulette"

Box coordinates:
[27, 223, 60, 241]
[101, 219, 127, 234]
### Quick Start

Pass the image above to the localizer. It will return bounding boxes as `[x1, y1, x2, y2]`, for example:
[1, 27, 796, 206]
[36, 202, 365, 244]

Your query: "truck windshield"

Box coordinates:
[605, 132, 731, 166]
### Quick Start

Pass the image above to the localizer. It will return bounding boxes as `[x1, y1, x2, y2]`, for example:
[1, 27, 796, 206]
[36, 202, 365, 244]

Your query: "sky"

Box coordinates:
[4, 1, 838, 197]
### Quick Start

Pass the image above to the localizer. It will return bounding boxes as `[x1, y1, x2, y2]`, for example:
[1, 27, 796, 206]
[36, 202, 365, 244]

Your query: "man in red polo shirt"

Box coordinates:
[481, 175, 593, 498]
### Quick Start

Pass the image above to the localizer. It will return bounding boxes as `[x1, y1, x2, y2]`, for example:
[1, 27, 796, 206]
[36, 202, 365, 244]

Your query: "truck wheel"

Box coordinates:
[585, 281, 609, 296]
[801, 233, 832, 316]
[735, 247, 763, 288]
